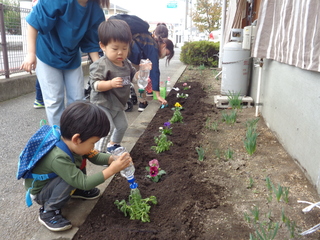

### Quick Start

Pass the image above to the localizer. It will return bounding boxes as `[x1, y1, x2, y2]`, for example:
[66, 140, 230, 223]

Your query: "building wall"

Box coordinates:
[250, 59, 320, 193]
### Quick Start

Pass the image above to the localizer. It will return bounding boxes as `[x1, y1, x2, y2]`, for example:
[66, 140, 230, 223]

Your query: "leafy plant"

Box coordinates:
[170, 102, 184, 123]
[151, 133, 173, 153]
[227, 91, 242, 109]
[146, 159, 166, 182]
[177, 93, 189, 98]
[159, 122, 172, 135]
[222, 110, 237, 124]
[182, 82, 191, 90]
[196, 146, 205, 161]
[244, 126, 259, 155]
[114, 189, 157, 222]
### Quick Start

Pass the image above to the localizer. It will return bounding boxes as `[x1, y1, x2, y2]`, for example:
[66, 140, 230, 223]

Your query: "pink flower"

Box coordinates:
[149, 166, 159, 177]
[183, 83, 187, 86]
[149, 159, 159, 168]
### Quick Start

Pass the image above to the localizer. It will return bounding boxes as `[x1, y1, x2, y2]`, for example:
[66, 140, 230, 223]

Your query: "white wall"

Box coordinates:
[250, 59, 320, 194]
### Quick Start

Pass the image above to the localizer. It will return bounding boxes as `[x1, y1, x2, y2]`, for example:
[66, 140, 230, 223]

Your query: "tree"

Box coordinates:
[1, 0, 21, 35]
[192, 0, 222, 35]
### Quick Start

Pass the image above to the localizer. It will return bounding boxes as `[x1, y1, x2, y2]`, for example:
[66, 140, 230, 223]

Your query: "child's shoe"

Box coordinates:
[138, 101, 148, 112]
[107, 144, 121, 154]
[34, 100, 45, 109]
[38, 207, 72, 232]
[71, 188, 101, 200]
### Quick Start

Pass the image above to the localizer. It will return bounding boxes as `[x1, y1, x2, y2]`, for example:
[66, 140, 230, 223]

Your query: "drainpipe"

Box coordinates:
[255, 58, 263, 117]
[218, 0, 227, 68]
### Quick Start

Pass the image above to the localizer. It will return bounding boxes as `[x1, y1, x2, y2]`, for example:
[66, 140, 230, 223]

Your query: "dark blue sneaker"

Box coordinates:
[107, 144, 121, 154]
[38, 207, 72, 232]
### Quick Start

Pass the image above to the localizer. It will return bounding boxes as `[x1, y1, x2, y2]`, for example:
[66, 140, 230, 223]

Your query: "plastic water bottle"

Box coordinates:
[111, 147, 138, 189]
[166, 76, 172, 92]
[137, 59, 151, 92]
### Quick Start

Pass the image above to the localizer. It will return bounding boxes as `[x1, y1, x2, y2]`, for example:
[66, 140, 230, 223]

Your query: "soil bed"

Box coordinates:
[73, 68, 320, 240]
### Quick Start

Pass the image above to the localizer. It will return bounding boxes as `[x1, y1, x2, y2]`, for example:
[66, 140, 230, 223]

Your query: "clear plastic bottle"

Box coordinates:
[137, 59, 151, 92]
[111, 147, 138, 189]
[166, 76, 171, 92]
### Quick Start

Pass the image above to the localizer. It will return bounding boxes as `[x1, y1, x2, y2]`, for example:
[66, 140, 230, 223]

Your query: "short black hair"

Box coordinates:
[60, 101, 110, 142]
[98, 19, 132, 46]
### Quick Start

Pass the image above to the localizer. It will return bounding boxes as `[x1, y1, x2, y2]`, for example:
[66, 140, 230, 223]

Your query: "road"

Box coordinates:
[0, 48, 185, 240]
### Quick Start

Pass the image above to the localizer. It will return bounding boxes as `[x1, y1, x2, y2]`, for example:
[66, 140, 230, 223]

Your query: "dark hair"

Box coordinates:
[164, 38, 174, 64]
[92, 0, 110, 8]
[157, 22, 167, 27]
[60, 101, 110, 142]
[155, 37, 174, 65]
[98, 19, 132, 46]
[154, 25, 168, 38]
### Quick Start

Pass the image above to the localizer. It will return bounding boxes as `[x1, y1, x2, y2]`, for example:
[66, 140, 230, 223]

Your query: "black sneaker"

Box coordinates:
[38, 207, 72, 232]
[138, 101, 148, 112]
[146, 91, 153, 97]
[71, 188, 101, 200]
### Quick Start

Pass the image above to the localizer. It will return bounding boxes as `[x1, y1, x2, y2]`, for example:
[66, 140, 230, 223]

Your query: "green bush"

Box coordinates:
[180, 41, 220, 67]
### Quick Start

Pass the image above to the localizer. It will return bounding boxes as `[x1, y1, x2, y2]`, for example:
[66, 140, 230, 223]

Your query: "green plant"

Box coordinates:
[214, 148, 222, 158]
[225, 148, 234, 160]
[273, 184, 283, 202]
[151, 133, 173, 153]
[170, 102, 184, 123]
[182, 82, 191, 90]
[247, 177, 254, 189]
[114, 189, 157, 222]
[281, 209, 296, 238]
[146, 159, 166, 182]
[227, 91, 242, 109]
[282, 187, 290, 203]
[222, 110, 237, 124]
[205, 117, 218, 131]
[244, 127, 259, 155]
[180, 41, 219, 67]
[177, 93, 189, 98]
[160, 122, 172, 135]
[195, 146, 205, 161]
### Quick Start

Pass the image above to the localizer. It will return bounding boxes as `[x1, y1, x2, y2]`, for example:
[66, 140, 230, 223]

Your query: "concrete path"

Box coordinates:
[0, 48, 185, 240]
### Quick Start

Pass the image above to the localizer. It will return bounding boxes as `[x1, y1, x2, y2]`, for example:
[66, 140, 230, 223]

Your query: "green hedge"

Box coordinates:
[180, 41, 220, 67]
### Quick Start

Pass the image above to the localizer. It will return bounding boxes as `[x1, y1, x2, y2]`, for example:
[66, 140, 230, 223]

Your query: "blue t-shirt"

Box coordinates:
[27, 0, 105, 70]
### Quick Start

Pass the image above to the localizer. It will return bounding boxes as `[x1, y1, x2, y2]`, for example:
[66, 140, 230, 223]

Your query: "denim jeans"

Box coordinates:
[36, 58, 84, 126]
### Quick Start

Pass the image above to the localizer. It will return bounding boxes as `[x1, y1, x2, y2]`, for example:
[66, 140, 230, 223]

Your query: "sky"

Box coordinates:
[112, 0, 187, 24]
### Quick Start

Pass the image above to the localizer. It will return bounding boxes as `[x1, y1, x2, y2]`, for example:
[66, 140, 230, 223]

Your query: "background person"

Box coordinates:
[20, 0, 109, 126]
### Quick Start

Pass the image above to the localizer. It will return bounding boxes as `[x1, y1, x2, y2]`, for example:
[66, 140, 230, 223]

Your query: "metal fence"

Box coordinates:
[0, 3, 29, 78]
[0, 3, 89, 79]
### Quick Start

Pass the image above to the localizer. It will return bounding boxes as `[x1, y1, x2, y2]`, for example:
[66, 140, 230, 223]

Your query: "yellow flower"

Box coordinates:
[174, 102, 182, 108]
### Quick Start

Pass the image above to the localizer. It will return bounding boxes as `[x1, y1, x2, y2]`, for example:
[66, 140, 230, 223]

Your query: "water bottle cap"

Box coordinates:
[129, 182, 138, 189]
[139, 89, 145, 93]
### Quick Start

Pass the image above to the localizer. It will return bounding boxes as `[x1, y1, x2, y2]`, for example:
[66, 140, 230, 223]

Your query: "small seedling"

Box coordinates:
[222, 110, 237, 125]
[195, 146, 205, 161]
[205, 117, 218, 131]
[247, 177, 254, 189]
[227, 91, 242, 109]
[225, 148, 234, 160]
[215, 149, 221, 159]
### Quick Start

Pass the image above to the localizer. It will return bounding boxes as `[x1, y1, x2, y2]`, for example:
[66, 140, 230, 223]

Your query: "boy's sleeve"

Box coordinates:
[89, 60, 110, 91]
[84, 149, 111, 166]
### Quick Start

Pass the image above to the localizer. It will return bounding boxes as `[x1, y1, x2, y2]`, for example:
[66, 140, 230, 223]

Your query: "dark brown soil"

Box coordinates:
[73, 68, 320, 240]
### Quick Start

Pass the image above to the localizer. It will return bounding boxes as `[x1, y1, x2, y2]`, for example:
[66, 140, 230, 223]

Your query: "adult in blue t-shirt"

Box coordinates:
[20, 0, 109, 126]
